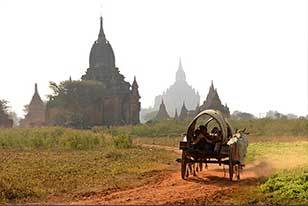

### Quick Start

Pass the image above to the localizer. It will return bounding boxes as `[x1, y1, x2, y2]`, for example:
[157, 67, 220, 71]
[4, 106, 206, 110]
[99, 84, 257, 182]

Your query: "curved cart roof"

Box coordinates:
[186, 109, 233, 143]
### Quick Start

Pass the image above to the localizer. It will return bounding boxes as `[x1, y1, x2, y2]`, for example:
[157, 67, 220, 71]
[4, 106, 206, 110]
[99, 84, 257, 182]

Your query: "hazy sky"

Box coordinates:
[0, 0, 307, 117]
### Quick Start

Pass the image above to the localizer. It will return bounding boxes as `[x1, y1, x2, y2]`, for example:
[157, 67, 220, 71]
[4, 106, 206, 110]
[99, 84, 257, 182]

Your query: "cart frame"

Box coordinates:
[179, 109, 240, 181]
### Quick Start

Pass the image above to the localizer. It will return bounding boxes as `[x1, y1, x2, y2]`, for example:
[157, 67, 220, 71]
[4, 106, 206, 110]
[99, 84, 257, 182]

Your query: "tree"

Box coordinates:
[266, 110, 287, 119]
[0, 99, 9, 114]
[23, 104, 29, 115]
[0, 99, 13, 127]
[46, 80, 105, 128]
[8, 111, 19, 127]
[231, 111, 255, 120]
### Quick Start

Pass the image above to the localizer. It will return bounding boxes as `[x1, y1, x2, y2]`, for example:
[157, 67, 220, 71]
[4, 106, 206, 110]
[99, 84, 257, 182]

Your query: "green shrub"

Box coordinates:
[113, 135, 133, 149]
[0, 127, 105, 150]
[260, 168, 308, 200]
[230, 118, 308, 137]
[95, 119, 308, 138]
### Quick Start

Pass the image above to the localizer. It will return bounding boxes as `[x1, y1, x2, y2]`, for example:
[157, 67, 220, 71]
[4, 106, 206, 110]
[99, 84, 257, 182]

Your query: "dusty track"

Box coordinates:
[72, 144, 270, 204]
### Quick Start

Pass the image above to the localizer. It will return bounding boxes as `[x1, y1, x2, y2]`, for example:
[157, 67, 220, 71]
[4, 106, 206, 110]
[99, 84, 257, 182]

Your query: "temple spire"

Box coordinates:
[34, 83, 38, 94]
[155, 99, 170, 120]
[98, 16, 106, 40]
[179, 101, 188, 120]
[176, 58, 186, 82]
[131, 76, 140, 98]
[211, 80, 214, 89]
[132, 76, 139, 89]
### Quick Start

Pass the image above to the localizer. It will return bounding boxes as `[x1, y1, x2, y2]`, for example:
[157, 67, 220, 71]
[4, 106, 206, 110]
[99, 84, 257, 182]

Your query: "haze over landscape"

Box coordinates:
[2, 1, 308, 204]
[0, 0, 307, 117]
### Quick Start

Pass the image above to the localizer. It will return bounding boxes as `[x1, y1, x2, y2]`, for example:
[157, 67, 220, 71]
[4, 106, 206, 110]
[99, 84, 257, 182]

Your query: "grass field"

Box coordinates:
[0, 127, 178, 203]
[229, 141, 308, 204]
[1, 118, 308, 203]
[0, 147, 178, 203]
[100, 118, 308, 138]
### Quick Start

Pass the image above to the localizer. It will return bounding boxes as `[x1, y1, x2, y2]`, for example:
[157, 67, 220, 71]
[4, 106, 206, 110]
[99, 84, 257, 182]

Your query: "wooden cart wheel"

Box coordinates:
[235, 165, 240, 181]
[199, 162, 203, 172]
[229, 147, 234, 181]
[229, 160, 234, 181]
[181, 150, 189, 180]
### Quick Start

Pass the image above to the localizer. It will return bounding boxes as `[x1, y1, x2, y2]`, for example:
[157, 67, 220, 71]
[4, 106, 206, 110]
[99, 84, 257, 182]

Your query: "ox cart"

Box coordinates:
[179, 109, 248, 181]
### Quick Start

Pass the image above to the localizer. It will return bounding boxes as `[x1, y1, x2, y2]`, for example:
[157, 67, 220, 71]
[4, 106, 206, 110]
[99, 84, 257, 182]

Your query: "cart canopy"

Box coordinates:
[186, 109, 233, 143]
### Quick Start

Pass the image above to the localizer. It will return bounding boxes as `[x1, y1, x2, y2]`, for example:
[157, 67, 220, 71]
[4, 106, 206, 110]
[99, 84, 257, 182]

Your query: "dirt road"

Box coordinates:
[72, 145, 270, 204]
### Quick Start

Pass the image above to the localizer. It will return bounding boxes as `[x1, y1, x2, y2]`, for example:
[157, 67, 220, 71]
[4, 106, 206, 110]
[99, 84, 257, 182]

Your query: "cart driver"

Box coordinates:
[209, 127, 223, 152]
[192, 126, 215, 151]
[210, 127, 222, 142]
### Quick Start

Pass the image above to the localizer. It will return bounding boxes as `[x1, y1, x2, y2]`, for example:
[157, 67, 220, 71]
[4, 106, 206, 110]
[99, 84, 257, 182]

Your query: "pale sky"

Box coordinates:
[0, 0, 307, 118]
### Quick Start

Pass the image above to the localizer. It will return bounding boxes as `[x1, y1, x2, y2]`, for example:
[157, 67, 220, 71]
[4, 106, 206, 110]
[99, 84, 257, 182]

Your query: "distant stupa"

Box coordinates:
[155, 100, 170, 120]
[154, 59, 200, 117]
[20, 83, 46, 127]
[179, 102, 188, 120]
[199, 81, 230, 117]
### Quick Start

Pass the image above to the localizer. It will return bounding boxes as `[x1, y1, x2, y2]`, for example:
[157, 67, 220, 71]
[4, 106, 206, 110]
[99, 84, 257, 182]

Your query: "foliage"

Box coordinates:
[0, 100, 11, 126]
[143, 110, 158, 122]
[0, 100, 9, 114]
[46, 80, 105, 129]
[230, 141, 308, 204]
[22, 104, 29, 115]
[93, 119, 190, 138]
[6, 111, 19, 127]
[113, 134, 133, 149]
[231, 110, 255, 120]
[260, 168, 308, 202]
[0, 127, 105, 150]
[132, 120, 189, 137]
[229, 118, 308, 137]
[105, 118, 308, 138]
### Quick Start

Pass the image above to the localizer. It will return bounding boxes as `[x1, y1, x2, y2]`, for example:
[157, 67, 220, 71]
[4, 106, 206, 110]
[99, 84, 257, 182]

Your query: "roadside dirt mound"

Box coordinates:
[72, 144, 271, 204]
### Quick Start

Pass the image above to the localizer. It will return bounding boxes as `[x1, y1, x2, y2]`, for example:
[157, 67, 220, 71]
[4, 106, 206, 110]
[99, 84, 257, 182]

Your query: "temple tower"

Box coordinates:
[20, 83, 46, 127]
[155, 100, 170, 120]
[153, 59, 200, 117]
[82, 16, 140, 125]
[199, 81, 230, 117]
[179, 102, 188, 120]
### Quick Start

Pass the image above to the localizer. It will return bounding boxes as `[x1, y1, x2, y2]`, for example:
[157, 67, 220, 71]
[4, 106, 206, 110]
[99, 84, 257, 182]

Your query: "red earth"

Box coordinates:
[71, 144, 270, 204]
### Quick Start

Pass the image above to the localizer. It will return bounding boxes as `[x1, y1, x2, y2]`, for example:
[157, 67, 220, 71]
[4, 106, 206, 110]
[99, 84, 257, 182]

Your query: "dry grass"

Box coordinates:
[0, 127, 178, 203]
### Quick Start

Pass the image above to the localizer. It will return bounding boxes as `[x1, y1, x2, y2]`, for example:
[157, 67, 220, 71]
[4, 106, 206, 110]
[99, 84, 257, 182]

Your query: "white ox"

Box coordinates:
[227, 128, 249, 166]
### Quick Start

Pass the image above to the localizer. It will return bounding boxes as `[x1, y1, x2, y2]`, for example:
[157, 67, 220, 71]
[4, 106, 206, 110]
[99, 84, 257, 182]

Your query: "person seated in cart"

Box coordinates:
[192, 125, 215, 152]
[192, 129, 207, 150]
[198, 126, 223, 152]
[209, 127, 223, 152]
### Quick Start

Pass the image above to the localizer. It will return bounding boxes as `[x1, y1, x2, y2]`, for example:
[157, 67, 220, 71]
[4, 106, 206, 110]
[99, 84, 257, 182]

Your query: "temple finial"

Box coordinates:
[176, 58, 186, 82]
[98, 13, 105, 40]
[34, 83, 38, 93]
